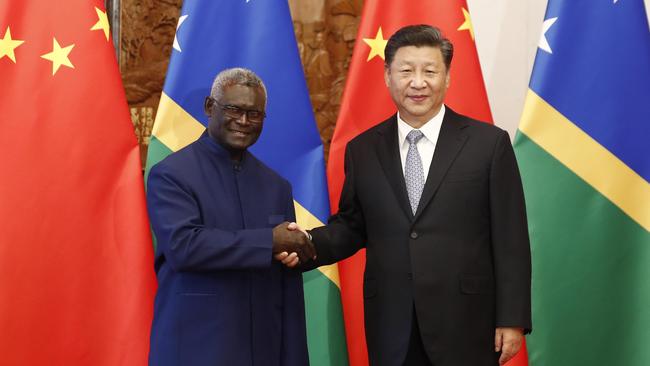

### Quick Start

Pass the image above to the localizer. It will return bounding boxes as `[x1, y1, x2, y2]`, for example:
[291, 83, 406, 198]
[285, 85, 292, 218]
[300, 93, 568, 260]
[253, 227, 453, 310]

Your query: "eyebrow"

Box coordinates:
[394, 62, 441, 69]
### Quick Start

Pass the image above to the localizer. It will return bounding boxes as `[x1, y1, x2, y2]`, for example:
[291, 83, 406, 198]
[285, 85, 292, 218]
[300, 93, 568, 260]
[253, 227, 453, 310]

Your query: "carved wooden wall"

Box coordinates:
[111, 0, 362, 167]
[289, 0, 362, 160]
[112, 0, 181, 167]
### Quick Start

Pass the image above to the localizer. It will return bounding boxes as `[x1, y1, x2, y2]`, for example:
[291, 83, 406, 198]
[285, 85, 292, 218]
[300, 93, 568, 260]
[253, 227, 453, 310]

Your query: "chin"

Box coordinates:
[415, 107, 437, 117]
[404, 110, 428, 119]
[234, 142, 253, 151]
[222, 139, 248, 150]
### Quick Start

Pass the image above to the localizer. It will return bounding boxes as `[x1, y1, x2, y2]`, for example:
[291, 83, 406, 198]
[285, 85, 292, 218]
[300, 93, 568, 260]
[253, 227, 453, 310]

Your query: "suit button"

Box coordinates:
[410, 231, 418, 239]
[407, 272, 413, 279]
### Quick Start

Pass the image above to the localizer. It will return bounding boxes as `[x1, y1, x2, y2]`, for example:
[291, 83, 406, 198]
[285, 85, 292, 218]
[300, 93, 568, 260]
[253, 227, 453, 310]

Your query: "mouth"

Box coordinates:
[230, 130, 250, 137]
[408, 95, 428, 102]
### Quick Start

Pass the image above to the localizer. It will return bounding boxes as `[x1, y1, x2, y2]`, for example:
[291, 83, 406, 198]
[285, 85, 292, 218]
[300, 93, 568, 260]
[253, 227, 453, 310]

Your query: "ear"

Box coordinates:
[384, 67, 390, 88]
[204, 96, 213, 116]
[445, 71, 451, 88]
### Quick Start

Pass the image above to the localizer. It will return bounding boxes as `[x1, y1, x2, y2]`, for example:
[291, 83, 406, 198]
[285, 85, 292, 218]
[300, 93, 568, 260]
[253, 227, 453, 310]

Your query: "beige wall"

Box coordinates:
[467, 0, 650, 139]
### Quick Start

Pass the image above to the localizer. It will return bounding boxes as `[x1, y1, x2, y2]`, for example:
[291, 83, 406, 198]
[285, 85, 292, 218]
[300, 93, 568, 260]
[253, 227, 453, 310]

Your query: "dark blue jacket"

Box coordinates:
[147, 133, 309, 366]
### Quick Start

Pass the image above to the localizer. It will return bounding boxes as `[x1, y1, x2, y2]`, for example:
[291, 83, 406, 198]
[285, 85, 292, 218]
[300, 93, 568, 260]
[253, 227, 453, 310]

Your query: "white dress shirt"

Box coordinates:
[397, 105, 446, 183]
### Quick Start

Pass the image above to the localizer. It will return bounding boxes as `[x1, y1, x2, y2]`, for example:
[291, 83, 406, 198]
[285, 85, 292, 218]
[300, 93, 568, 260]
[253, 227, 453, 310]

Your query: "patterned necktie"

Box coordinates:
[405, 130, 425, 215]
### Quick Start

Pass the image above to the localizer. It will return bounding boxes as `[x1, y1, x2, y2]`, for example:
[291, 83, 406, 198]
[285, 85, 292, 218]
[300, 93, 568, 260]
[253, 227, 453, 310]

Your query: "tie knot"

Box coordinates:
[406, 130, 424, 145]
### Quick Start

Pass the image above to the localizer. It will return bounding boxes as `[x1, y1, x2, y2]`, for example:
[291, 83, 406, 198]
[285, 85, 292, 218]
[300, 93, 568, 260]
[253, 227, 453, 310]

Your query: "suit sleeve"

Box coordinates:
[489, 130, 532, 333]
[306, 143, 366, 270]
[147, 164, 272, 272]
[280, 185, 310, 365]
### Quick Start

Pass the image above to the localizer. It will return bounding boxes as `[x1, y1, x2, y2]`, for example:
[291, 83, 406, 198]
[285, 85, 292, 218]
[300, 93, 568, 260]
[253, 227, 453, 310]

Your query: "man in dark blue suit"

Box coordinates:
[147, 68, 315, 366]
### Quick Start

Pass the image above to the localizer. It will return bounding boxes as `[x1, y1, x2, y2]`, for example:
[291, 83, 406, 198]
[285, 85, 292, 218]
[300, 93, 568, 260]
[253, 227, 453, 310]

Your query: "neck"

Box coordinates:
[207, 132, 244, 161]
[403, 119, 427, 129]
[401, 104, 442, 129]
[230, 152, 243, 162]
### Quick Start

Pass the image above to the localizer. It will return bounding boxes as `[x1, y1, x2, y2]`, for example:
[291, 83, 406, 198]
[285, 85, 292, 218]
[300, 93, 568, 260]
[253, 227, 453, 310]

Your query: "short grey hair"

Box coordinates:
[210, 68, 267, 107]
[384, 25, 454, 71]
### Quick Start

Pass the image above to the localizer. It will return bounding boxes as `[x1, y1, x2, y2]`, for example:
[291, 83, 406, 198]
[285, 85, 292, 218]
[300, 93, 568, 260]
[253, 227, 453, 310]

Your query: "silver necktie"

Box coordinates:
[405, 130, 425, 215]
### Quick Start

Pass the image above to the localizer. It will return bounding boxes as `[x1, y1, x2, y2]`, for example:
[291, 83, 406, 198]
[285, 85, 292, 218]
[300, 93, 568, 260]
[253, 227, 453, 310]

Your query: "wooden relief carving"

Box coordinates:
[290, 0, 362, 161]
[112, 0, 361, 167]
[114, 0, 182, 168]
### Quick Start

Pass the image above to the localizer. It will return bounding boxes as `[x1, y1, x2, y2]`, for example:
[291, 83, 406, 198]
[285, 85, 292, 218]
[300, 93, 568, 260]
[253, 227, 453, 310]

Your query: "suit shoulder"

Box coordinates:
[246, 153, 291, 189]
[453, 112, 507, 140]
[347, 116, 394, 149]
[149, 140, 201, 174]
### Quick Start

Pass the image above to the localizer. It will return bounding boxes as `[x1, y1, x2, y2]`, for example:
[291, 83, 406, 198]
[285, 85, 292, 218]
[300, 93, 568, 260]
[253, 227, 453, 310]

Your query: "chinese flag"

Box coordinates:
[0, 1, 156, 365]
[329, 1, 527, 365]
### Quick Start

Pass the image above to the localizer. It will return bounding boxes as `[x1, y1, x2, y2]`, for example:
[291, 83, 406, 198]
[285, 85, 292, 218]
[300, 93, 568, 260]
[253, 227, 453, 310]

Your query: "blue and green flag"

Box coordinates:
[145, 1, 348, 364]
[514, 1, 650, 365]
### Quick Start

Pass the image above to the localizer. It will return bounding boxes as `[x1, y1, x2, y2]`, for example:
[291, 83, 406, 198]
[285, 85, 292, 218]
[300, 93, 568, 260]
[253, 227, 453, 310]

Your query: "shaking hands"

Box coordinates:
[272, 221, 316, 268]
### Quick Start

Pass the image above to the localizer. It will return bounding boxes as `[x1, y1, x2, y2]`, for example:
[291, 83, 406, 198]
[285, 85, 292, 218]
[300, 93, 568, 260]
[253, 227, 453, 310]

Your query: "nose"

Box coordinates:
[234, 113, 251, 125]
[410, 71, 427, 89]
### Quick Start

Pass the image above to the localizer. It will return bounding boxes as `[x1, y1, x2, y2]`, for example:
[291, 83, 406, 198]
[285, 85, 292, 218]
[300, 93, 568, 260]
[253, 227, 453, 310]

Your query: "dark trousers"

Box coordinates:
[403, 307, 433, 366]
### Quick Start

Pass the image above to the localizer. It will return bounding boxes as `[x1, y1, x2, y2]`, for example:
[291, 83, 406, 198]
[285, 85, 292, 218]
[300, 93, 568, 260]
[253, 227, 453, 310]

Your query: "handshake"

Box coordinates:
[272, 221, 316, 268]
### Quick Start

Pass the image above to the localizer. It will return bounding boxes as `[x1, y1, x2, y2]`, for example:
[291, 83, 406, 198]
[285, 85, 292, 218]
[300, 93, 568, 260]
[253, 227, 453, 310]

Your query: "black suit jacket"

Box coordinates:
[309, 107, 531, 366]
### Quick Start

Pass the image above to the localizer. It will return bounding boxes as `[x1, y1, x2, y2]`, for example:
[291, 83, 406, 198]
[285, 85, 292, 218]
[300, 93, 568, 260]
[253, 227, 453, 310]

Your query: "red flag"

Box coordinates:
[0, 1, 156, 364]
[328, 1, 527, 365]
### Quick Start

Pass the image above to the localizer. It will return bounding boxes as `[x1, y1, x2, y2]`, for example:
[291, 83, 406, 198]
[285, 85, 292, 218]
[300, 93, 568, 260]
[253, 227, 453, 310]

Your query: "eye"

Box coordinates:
[224, 105, 240, 113]
[400, 68, 412, 74]
[425, 70, 436, 75]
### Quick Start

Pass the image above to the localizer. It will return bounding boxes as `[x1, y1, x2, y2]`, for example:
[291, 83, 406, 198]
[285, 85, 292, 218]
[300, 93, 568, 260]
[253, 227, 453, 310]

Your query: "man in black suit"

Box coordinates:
[291, 24, 531, 365]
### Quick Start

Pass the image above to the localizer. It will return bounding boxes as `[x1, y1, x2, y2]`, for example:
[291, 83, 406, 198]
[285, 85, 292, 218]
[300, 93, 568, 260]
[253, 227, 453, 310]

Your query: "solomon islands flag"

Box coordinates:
[514, 1, 650, 365]
[145, 1, 348, 364]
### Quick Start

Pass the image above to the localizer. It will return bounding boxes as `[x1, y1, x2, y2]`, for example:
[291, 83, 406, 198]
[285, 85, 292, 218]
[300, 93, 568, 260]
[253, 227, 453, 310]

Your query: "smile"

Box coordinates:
[408, 95, 428, 102]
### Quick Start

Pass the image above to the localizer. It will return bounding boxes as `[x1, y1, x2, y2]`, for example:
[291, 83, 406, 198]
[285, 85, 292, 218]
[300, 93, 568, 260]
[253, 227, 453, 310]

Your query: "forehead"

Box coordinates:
[390, 45, 444, 67]
[221, 84, 265, 104]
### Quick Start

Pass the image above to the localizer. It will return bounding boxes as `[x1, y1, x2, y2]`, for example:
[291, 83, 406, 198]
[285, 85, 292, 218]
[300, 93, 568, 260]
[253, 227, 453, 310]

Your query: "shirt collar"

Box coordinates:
[198, 130, 249, 166]
[397, 104, 446, 146]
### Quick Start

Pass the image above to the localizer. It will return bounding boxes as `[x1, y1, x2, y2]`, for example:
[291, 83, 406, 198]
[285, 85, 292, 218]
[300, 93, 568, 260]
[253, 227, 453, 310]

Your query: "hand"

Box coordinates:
[274, 222, 311, 268]
[273, 251, 300, 268]
[279, 222, 312, 268]
[287, 221, 309, 238]
[495, 327, 524, 365]
[272, 221, 316, 263]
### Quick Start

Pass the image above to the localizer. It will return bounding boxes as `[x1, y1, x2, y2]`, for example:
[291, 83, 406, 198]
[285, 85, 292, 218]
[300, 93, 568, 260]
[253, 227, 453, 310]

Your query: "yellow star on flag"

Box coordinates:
[363, 27, 388, 61]
[41, 38, 75, 75]
[91, 7, 110, 41]
[457, 7, 475, 41]
[0, 27, 25, 63]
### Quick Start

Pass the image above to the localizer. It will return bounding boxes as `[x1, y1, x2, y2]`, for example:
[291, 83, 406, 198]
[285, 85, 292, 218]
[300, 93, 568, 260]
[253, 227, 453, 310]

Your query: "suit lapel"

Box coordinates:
[375, 115, 414, 220]
[414, 108, 468, 221]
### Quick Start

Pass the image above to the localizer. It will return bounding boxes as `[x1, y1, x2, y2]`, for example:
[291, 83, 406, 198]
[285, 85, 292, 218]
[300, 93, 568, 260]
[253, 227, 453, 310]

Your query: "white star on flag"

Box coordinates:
[539, 17, 558, 54]
[173, 14, 188, 52]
